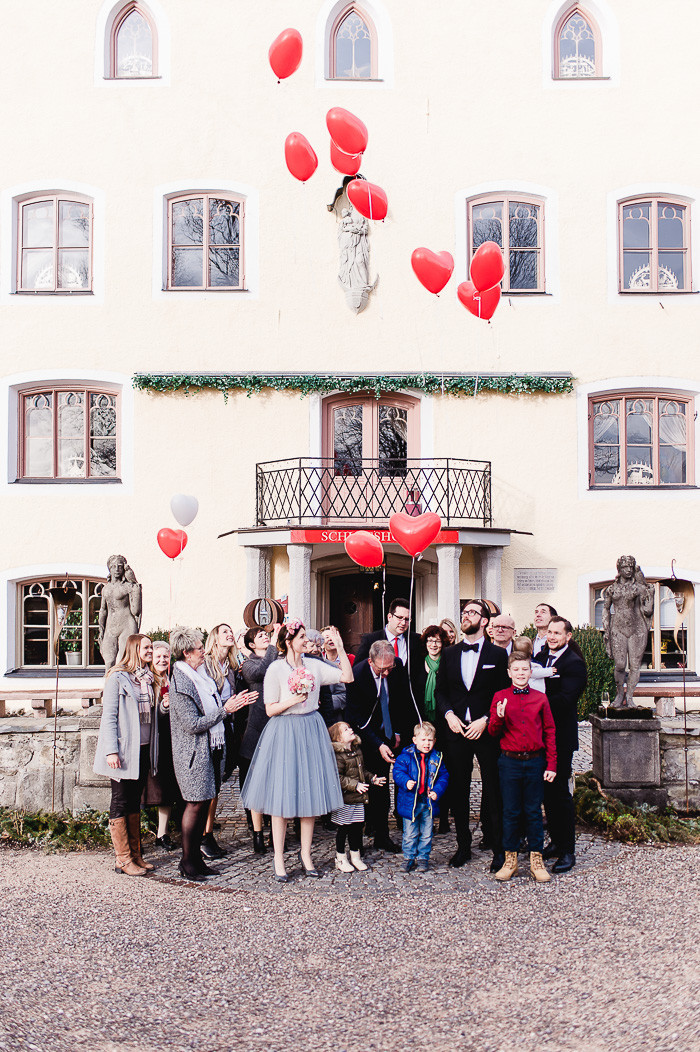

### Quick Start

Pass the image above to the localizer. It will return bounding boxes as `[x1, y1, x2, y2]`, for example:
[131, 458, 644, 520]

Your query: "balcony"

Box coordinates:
[256, 458, 492, 528]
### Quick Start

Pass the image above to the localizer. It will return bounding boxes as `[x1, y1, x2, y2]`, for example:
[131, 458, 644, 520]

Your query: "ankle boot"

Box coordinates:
[110, 818, 147, 876]
[530, 851, 551, 883]
[349, 850, 368, 872]
[253, 830, 267, 855]
[335, 851, 354, 872]
[126, 813, 154, 870]
[494, 851, 518, 882]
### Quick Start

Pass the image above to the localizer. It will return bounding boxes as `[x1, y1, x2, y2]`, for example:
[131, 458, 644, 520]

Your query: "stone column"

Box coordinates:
[245, 546, 271, 603]
[436, 545, 462, 627]
[287, 544, 313, 625]
[475, 546, 504, 609]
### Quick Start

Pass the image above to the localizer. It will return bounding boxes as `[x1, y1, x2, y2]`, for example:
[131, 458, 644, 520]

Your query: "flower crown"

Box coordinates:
[285, 618, 305, 639]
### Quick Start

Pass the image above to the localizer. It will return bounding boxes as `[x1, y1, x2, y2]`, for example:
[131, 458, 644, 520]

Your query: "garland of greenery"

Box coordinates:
[133, 372, 574, 402]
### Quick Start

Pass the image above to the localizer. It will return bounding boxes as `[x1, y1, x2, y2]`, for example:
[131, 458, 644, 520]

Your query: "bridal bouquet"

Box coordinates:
[288, 667, 316, 697]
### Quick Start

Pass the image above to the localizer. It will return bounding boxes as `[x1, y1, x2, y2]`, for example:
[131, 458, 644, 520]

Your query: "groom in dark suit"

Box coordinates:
[435, 600, 509, 870]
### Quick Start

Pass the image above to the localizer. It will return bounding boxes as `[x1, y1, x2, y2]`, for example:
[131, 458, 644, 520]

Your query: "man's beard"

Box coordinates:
[463, 622, 481, 637]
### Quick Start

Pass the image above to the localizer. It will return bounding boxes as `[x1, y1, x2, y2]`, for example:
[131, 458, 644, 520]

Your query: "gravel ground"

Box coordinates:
[1, 840, 699, 1052]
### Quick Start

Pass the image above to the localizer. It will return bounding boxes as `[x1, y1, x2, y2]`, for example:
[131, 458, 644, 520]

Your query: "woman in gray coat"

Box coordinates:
[169, 626, 257, 881]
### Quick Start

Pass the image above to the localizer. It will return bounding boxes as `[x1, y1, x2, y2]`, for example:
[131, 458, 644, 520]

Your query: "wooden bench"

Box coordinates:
[633, 683, 700, 717]
[0, 688, 103, 719]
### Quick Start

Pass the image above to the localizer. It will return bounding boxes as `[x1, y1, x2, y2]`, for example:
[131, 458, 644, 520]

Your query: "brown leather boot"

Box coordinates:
[126, 813, 154, 871]
[110, 818, 147, 876]
[494, 850, 518, 881]
[530, 851, 551, 883]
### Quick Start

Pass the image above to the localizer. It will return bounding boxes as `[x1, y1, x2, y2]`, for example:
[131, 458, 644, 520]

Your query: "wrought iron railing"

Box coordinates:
[256, 458, 492, 527]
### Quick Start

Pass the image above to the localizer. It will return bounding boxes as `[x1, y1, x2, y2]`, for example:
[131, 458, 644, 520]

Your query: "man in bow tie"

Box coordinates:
[435, 600, 509, 870]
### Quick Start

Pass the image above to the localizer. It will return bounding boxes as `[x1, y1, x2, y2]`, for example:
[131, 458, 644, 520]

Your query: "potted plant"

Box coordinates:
[61, 609, 83, 666]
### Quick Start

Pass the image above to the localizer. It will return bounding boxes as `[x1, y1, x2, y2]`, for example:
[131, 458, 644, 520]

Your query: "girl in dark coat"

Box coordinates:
[329, 721, 385, 873]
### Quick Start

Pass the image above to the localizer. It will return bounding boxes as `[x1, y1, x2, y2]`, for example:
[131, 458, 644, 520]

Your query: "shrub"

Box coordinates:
[144, 627, 209, 645]
[519, 622, 615, 721]
[574, 773, 700, 844]
[0, 807, 155, 851]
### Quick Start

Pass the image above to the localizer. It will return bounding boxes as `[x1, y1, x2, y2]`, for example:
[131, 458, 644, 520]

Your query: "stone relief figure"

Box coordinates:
[601, 555, 654, 707]
[98, 555, 143, 670]
[338, 206, 377, 314]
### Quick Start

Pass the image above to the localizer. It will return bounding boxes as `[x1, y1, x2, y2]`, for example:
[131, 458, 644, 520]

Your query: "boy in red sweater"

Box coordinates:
[489, 652, 557, 883]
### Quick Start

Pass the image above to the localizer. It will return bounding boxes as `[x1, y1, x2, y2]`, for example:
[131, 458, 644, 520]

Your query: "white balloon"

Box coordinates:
[170, 493, 199, 527]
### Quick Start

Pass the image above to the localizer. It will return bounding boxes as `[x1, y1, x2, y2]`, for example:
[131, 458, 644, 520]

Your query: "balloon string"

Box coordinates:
[368, 187, 373, 221]
[406, 556, 423, 726]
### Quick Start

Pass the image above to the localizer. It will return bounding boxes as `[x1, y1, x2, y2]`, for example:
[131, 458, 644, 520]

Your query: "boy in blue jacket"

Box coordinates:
[393, 721, 449, 872]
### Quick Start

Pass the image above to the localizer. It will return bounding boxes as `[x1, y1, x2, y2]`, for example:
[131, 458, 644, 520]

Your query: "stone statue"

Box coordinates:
[338, 206, 377, 314]
[98, 555, 143, 670]
[601, 555, 654, 707]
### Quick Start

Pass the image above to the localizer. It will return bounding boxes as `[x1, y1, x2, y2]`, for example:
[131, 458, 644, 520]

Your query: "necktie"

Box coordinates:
[379, 677, 392, 740]
[392, 636, 399, 658]
[464, 643, 479, 653]
[547, 654, 556, 667]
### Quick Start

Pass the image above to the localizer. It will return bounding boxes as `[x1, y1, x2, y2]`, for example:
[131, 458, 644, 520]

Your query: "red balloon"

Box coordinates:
[457, 280, 501, 321]
[411, 248, 454, 295]
[268, 28, 303, 80]
[330, 140, 362, 176]
[284, 133, 318, 182]
[345, 531, 384, 568]
[326, 107, 368, 156]
[470, 241, 505, 292]
[389, 512, 442, 558]
[157, 528, 188, 560]
[346, 179, 388, 221]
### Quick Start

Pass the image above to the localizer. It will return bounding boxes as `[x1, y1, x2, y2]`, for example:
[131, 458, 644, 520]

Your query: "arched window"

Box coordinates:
[16, 193, 93, 293]
[18, 383, 119, 480]
[18, 576, 106, 668]
[467, 193, 545, 293]
[554, 5, 602, 79]
[618, 196, 690, 292]
[109, 2, 157, 78]
[166, 192, 245, 290]
[330, 3, 377, 80]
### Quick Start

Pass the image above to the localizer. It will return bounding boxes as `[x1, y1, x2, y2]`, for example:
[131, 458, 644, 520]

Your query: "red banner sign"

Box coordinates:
[290, 528, 460, 545]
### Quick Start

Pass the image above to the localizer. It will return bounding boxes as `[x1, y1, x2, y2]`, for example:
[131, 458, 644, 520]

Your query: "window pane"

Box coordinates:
[208, 247, 239, 287]
[25, 394, 53, 477]
[594, 444, 619, 484]
[626, 399, 652, 444]
[622, 204, 650, 249]
[90, 393, 117, 438]
[58, 202, 90, 248]
[23, 201, 54, 248]
[623, 251, 650, 289]
[509, 250, 538, 289]
[658, 251, 684, 291]
[209, 199, 240, 245]
[116, 9, 153, 77]
[660, 445, 686, 484]
[559, 13, 596, 77]
[509, 202, 539, 247]
[472, 202, 503, 251]
[90, 438, 117, 477]
[626, 446, 653, 485]
[334, 405, 363, 475]
[23, 582, 50, 665]
[58, 249, 90, 290]
[171, 247, 204, 287]
[172, 200, 204, 245]
[379, 405, 408, 475]
[593, 400, 620, 445]
[22, 250, 55, 290]
[335, 11, 371, 78]
[658, 203, 685, 248]
[57, 392, 85, 478]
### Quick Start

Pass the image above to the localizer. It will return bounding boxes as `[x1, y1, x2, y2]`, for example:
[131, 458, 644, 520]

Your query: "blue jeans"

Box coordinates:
[498, 753, 546, 853]
[402, 797, 433, 861]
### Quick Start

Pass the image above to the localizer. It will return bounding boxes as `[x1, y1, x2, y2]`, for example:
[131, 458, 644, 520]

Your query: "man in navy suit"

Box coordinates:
[534, 616, 587, 874]
[435, 600, 509, 870]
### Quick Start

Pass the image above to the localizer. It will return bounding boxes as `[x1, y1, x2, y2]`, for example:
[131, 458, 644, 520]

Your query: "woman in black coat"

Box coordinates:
[238, 623, 281, 853]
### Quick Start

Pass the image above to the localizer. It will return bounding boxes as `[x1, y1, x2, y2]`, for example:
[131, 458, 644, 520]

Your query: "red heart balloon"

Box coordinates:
[346, 179, 388, 221]
[157, 528, 188, 560]
[345, 531, 384, 568]
[457, 280, 501, 321]
[389, 512, 442, 558]
[330, 140, 362, 176]
[470, 240, 505, 292]
[411, 248, 454, 295]
[268, 28, 303, 80]
[284, 133, 318, 182]
[326, 107, 368, 156]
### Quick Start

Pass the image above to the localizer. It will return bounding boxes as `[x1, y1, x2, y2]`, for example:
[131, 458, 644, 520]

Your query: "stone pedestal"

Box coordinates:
[74, 711, 111, 812]
[591, 714, 661, 790]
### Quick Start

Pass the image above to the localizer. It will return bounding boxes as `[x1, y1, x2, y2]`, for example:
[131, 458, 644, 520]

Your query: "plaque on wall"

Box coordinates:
[514, 569, 557, 593]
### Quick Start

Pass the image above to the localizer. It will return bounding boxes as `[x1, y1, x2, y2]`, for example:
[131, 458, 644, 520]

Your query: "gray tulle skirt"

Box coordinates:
[240, 710, 343, 818]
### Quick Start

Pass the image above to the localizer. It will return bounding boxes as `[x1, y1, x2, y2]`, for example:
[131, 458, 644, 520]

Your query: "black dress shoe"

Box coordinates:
[155, 834, 175, 851]
[374, 837, 400, 854]
[201, 833, 227, 860]
[489, 852, 505, 873]
[552, 853, 576, 873]
[542, 842, 560, 861]
[253, 830, 267, 855]
[197, 861, 221, 876]
[178, 863, 207, 883]
[448, 847, 472, 867]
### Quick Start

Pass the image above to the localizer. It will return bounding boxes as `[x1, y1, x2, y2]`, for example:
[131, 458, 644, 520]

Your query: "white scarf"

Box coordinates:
[175, 661, 226, 751]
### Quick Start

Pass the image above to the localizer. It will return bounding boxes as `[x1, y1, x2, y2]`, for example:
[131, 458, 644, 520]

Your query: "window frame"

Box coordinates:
[329, 2, 378, 80]
[17, 383, 121, 483]
[16, 193, 94, 295]
[588, 389, 695, 489]
[166, 192, 246, 292]
[467, 192, 546, 294]
[617, 195, 691, 293]
[109, 1, 159, 79]
[17, 576, 107, 670]
[553, 4, 603, 80]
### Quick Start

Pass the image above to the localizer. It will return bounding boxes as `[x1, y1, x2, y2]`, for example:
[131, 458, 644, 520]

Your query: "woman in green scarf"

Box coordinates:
[419, 624, 449, 723]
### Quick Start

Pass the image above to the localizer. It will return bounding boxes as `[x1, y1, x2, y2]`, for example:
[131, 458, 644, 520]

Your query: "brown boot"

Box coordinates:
[494, 851, 518, 881]
[110, 818, 147, 876]
[126, 813, 154, 871]
[530, 851, 551, 883]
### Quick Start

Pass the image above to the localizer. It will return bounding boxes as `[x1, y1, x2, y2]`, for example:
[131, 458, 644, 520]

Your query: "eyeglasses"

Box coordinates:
[391, 614, 410, 622]
[462, 609, 483, 619]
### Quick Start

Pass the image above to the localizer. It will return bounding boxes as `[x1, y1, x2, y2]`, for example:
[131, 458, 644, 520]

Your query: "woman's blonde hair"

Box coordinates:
[107, 633, 162, 694]
[204, 623, 241, 691]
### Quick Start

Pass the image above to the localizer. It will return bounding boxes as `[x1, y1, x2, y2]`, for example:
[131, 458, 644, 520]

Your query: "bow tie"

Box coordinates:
[512, 687, 530, 695]
[463, 643, 479, 653]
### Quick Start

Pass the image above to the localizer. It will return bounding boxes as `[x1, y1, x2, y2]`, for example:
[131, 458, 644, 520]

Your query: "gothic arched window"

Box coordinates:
[554, 5, 602, 79]
[109, 2, 157, 78]
[330, 4, 377, 80]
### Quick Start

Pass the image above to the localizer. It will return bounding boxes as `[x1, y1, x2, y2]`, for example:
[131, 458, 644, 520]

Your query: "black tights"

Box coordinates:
[336, 821, 363, 853]
[180, 799, 210, 875]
